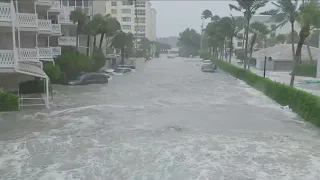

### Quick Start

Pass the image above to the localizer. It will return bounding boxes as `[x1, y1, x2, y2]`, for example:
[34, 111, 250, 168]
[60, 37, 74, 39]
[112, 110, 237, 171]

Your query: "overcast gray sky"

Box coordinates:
[151, 1, 275, 38]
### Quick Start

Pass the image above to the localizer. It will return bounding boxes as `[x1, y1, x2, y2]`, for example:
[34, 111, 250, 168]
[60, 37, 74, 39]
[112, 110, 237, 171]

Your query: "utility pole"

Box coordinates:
[200, 19, 204, 54]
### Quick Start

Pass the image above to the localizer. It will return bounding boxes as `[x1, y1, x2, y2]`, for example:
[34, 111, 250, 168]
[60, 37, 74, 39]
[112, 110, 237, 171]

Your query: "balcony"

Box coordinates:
[19, 48, 39, 62]
[51, 23, 61, 35]
[38, 47, 52, 60]
[0, 50, 15, 68]
[38, 19, 51, 32]
[0, 2, 12, 23]
[49, 0, 61, 11]
[58, 36, 76, 46]
[58, 6, 75, 24]
[51, 46, 61, 57]
[17, 13, 38, 28]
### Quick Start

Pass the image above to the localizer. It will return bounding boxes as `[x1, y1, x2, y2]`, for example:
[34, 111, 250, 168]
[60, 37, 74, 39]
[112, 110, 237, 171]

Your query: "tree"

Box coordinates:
[155, 42, 171, 53]
[276, 34, 286, 44]
[139, 37, 151, 56]
[124, 32, 134, 57]
[111, 31, 126, 65]
[86, 14, 104, 50]
[98, 14, 121, 49]
[248, 21, 269, 68]
[228, 15, 245, 63]
[229, 0, 268, 69]
[70, 8, 88, 48]
[178, 28, 201, 57]
[201, 9, 213, 20]
[286, 31, 299, 44]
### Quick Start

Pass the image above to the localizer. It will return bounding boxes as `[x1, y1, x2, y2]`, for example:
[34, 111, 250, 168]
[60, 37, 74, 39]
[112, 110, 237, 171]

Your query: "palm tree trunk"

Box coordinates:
[93, 35, 97, 48]
[86, 35, 90, 56]
[99, 33, 105, 49]
[290, 35, 308, 86]
[121, 47, 125, 65]
[229, 36, 233, 63]
[290, 22, 295, 60]
[244, 18, 250, 69]
[248, 33, 257, 70]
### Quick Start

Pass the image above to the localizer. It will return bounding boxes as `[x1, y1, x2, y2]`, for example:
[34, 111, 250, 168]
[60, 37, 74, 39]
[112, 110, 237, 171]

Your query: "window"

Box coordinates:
[122, 1, 133, 5]
[121, 9, 131, 14]
[84, 0, 89, 7]
[135, 17, 145, 23]
[135, 25, 145, 32]
[237, 33, 243, 39]
[111, 1, 117, 6]
[62, 0, 68, 6]
[122, 25, 131, 30]
[237, 42, 243, 47]
[76, 0, 82, 6]
[135, 9, 146, 16]
[111, 9, 117, 14]
[122, 17, 131, 22]
[69, 0, 75, 6]
[136, 1, 145, 7]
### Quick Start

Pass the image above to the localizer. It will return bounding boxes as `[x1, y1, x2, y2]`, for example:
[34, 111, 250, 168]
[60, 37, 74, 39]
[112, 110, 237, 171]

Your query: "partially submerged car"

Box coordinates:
[117, 64, 136, 71]
[167, 55, 175, 59]
[112, 67, 132, 75]
[69, 73, 109, 85]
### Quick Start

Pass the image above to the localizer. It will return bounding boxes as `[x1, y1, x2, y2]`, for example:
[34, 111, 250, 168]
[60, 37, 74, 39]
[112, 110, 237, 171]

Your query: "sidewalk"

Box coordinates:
[226, 57, 320, 95]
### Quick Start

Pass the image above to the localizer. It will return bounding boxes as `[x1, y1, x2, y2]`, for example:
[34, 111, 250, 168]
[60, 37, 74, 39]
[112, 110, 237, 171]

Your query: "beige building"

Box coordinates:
[105, 0, 156, 42]
[0, 0, 91, 108]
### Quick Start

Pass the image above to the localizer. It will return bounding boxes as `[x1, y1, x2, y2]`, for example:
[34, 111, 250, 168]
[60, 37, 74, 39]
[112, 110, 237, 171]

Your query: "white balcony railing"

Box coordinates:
[19, 48, 39, 62]
[58, 36, 77, 46]
[38, 47, 52, 59]
[51, 46, 61, 57]
[51, 24, 61, 34]
[0, 50, 15, 67]
[50, 0, 61, 10]
[38, 19, 51, 31]
[17, 13, 38, 28]
[0, 2, 12, 22]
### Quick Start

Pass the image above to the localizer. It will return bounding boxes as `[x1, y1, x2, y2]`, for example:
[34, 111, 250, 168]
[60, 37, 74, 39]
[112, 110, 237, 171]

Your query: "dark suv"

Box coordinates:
[68, 73, 109, 85]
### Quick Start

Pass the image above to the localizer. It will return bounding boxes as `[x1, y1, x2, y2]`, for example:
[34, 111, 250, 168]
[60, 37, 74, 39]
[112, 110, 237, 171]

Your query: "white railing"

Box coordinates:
[17, 13, 38, 28]
[38, 47, 52, 59]
[58, 36, 77, 46]
[51, 24, 61, 34]
[38, 19, 51, 31]
[19, 48, 39, 62]
[0, 50, 15, 67]
[0, 2, 11, 22]
[50, 0, 61, 10]
[51, 46, 61, 57]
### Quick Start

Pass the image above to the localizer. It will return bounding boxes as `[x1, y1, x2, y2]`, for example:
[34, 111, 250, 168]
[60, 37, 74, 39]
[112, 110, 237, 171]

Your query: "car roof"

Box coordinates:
[116, 67, 131, 70]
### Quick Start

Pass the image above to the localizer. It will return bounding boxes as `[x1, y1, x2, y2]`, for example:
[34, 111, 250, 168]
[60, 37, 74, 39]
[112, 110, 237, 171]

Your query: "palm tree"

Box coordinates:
[201, 10, 213, 53]
[111, 31, 127, 65]
[229, 0, 268, 69]
[88, 14, 104, 49]
[70, 8, 88, 48]
[228, 15, 245, 63]
[248, 21, 269, 69]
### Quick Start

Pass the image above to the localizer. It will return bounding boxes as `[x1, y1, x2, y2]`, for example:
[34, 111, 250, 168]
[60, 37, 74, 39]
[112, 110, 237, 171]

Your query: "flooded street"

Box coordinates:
[1, 57, 320, 179]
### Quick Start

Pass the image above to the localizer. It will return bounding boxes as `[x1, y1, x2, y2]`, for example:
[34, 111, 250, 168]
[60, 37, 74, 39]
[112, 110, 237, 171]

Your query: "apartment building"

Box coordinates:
[105, 0, 157, 42]
[0, 0, 91, 108]
[234, 15, 301, 50]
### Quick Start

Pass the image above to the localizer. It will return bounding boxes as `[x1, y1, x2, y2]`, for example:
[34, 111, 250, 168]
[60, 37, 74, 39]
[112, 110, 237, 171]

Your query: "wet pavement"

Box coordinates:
[1, 57, 320, 179]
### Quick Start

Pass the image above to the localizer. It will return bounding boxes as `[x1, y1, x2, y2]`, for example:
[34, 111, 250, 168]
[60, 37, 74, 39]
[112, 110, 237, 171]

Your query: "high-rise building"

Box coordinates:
[105, 0, 156, 42]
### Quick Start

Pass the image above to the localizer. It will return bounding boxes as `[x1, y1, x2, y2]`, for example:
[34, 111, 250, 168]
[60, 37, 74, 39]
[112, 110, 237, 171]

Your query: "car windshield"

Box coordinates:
[75, 74, 85, 80]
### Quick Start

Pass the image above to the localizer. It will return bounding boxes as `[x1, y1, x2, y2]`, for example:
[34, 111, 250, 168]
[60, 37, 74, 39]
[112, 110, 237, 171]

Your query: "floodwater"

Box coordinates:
[1, 57, 320, 180]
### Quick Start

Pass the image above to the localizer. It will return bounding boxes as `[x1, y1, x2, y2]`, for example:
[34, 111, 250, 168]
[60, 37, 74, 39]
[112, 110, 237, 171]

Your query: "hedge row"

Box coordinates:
[216, 60, 320, 126]
[0, 89, 18, 111]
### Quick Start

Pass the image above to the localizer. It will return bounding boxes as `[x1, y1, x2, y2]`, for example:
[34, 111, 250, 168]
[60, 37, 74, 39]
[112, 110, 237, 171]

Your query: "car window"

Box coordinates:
[125, 69, 131, 73]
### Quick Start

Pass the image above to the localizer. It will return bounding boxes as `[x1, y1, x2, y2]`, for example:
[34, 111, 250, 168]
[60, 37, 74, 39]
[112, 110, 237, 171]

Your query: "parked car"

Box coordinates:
[112, 67, 132, 75]
[68, 73, 109, 85]
[117, 64, 136, 71]
[167, 55, 175, 59]
[101, 69, 114, 75]
[201, 64, 216, 73]
[203, 60, 212, 63]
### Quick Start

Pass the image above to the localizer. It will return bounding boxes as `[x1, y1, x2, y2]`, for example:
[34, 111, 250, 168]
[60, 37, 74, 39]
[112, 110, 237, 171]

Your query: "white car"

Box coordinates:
[112, 67, 132, 75]
[203, 60, 212, 63]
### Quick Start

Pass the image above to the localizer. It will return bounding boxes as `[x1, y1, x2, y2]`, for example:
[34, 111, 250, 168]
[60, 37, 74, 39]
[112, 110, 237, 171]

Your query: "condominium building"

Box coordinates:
[105, 0, 157, 41]
[0, 0, 91, 108]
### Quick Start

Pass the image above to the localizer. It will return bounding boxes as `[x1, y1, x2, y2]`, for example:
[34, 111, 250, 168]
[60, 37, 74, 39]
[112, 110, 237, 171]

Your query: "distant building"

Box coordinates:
[234, 15, 301, 50]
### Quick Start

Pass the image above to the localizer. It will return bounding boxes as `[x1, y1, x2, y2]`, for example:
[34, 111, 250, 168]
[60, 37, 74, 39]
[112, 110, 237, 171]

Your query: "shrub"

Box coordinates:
[216, 59, 320, 127]
[55, 48, 93, 81]
[91, 49, 106, 71]
[0, 89, 18, 111]
[235, 49, 245, 62]
[295, 62, 316, 77]
[44, 63, 61, 82]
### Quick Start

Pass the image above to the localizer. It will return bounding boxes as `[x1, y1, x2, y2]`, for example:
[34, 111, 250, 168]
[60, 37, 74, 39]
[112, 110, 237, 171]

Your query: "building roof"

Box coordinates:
[252, 44, 318, 61]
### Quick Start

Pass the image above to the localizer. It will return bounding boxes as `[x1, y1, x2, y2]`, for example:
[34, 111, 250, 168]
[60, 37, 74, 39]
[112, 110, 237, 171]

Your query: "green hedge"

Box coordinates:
[295, 62, 316, 77]
[216, 60, 320, 126]
[0, 89, 18, 111]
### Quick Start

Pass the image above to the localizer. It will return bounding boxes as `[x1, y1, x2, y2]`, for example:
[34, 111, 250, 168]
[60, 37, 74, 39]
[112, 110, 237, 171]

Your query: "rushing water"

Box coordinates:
[1, 57, 320, 180]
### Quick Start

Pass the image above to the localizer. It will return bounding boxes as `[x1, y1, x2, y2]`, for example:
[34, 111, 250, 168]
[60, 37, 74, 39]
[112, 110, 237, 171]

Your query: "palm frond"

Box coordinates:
[229, 4, 242, 11]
